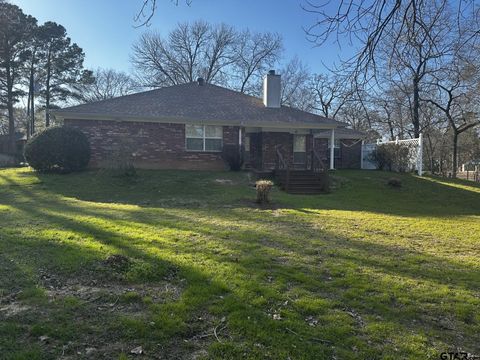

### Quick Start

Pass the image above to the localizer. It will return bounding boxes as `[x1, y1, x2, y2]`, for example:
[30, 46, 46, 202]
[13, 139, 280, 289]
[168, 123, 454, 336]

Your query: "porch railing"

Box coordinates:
[275, 146, 290, 191]
[310, 149, 327, 174]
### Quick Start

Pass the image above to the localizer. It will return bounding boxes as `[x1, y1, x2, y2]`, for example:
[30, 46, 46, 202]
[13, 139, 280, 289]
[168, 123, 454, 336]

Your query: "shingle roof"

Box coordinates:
[53, 82, 344, 129]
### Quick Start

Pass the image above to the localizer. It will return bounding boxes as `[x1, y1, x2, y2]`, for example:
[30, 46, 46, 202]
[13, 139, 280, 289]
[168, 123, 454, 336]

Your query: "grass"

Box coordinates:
[0, 167, 479, 359]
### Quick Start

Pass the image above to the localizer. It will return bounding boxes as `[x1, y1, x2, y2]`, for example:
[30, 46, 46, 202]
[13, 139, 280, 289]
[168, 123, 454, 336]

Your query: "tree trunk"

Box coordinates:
[240, 79, 247, 93]
[45, 50, 52, 127]
[452, 131, 458, 178]
[31, 89, 35, 134]
[5, 57, 16, 154]
[426, 133, 435, 174]
[26, 89, 31, 140]
[412, 76, 420, 138]
[28, 60, 36, 135]
[388, 121, 394, 141]
[7, 96, 15, 154]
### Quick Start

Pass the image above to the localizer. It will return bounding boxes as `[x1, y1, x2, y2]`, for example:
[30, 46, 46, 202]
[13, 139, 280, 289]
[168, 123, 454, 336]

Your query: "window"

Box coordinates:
[328, 139, 341, 158]
[186, 125, 223, 151]
[293, 135, 306, 164]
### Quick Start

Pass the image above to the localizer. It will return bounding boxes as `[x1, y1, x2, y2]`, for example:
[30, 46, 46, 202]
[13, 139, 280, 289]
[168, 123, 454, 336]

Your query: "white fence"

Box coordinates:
[360, 143, 377, 170]
[361, 134, 424, 176]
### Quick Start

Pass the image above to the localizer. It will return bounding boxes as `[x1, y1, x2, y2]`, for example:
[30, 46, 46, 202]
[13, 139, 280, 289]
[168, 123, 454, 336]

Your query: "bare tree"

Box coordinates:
[134, 0, 192, 27]
[131, 21, 236, 88]
[310, 73, 350, 118]
[382, 1, 453, 138]
[200, 23, 236, 84]
[302, 0, 478, 78]
[131, 22, 282, 93]
[280, 57, 313, 111]
[232, 30, 283, 95]
[423, 63, 480, 177]
[372, 91, 399, 141]
[81, 68, 136, 102]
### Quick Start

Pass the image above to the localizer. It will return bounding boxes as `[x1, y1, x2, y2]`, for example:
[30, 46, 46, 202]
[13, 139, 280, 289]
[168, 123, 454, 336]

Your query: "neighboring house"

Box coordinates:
[52, 71, 364, 171]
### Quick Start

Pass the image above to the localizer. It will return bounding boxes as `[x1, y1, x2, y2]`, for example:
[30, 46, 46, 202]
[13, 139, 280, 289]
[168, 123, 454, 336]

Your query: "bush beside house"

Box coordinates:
[370, 144, 412, 172]
[222, 144, 244, 171]
[24, 126, 90, 173]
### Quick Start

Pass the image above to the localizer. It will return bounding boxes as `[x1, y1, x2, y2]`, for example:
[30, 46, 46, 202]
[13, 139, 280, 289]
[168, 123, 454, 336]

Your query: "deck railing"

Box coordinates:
[310, 149, 327, 174]
[275, 146, 290, 191]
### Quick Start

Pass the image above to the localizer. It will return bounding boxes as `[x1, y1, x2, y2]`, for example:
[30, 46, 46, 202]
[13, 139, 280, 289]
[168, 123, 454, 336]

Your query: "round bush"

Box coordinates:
[24, 126, 90, 173]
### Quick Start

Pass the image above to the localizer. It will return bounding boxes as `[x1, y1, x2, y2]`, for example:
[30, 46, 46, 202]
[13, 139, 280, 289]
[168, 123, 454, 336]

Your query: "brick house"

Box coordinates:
[52, 71, 364, 172]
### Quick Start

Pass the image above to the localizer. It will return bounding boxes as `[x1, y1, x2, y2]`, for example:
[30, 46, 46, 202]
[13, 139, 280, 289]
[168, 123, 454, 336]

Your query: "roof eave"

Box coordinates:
[51, 111, 344, 130]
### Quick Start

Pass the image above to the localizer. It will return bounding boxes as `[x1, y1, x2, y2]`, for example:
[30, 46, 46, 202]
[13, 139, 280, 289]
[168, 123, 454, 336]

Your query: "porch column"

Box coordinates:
[360, 140, 364, 169]
[238, 127, 242, 157]
[330, 129, 335, 170]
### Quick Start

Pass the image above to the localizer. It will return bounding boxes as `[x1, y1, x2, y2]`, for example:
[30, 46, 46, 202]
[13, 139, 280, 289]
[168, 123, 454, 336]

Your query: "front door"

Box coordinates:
[293, 135, 306, 168]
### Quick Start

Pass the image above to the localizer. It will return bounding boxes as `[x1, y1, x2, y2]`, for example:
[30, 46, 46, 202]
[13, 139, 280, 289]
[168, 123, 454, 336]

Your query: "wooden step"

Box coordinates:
[287, 189, 325, 194]
[274, 169, 329, 194]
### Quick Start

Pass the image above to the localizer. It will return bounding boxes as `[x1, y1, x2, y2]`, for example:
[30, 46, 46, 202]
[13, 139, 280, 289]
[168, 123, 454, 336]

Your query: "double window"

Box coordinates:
[185, 125, 223, 151]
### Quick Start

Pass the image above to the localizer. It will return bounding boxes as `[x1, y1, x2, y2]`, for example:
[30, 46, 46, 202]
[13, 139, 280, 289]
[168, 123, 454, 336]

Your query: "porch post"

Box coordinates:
[330, 129, 335, 170]
[360, 140, 364, 169]
[238, 127, 242, 157]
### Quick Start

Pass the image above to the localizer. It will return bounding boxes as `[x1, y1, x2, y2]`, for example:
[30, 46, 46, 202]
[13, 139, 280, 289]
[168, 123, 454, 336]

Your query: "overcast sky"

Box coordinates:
[12, 0, 356, 75]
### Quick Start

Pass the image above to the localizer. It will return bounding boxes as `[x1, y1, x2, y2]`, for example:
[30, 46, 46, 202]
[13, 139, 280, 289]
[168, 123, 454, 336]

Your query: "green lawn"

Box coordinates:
[0, 168, 479, 359]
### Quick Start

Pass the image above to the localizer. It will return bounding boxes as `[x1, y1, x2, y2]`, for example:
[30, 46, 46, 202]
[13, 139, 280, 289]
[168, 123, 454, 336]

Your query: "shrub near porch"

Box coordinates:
[0, 168, 479, 359]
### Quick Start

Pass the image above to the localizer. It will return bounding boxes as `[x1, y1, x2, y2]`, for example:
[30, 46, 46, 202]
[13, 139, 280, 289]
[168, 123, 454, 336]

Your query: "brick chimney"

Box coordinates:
[263, 70, 281, 108]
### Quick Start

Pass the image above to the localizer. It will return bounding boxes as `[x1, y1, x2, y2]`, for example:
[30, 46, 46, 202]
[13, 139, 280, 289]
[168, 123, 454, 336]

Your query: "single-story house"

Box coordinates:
[52, 71, 364, 172]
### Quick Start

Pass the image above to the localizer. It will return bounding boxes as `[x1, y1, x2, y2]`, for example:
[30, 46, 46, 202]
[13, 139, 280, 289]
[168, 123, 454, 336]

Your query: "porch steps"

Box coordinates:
[274, 169, 329, 194]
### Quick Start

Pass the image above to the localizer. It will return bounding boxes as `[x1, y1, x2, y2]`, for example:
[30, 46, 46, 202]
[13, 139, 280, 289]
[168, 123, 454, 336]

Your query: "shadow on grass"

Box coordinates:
[3, 169, 476, 218]
[1, 169, 480, 357]
[2, 171, 479, 295]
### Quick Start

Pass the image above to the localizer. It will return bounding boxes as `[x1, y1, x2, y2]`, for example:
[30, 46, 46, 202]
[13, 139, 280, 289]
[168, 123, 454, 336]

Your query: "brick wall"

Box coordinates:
[314, 138, 329, 163]
[249, 133, 263, 169]
[340, 139, 361, 169]
[261, 132, 293, 170]
[65, 118, 361, 171]
[64, 119, 240, 170]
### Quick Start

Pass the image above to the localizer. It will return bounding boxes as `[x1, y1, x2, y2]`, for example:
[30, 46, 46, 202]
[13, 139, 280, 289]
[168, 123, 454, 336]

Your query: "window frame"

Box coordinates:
[293, 134, 307, 164]
[185, 124, 223, 152]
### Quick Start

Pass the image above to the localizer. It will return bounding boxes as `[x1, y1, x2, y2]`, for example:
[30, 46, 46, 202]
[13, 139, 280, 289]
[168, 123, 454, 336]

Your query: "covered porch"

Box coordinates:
[242, 127, 337, 194]
[243, 127, 338, 171]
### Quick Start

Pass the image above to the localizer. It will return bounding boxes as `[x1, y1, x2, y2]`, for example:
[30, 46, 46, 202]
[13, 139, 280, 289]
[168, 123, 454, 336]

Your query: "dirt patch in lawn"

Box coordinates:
[0, 259, 223, 359]
[36, 257, 183, 315]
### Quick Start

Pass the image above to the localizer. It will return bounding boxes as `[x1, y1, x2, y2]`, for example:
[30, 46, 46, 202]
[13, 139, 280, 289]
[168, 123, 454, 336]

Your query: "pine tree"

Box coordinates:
[0, 3, 36, 152]
[37, 22, 91, 127]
